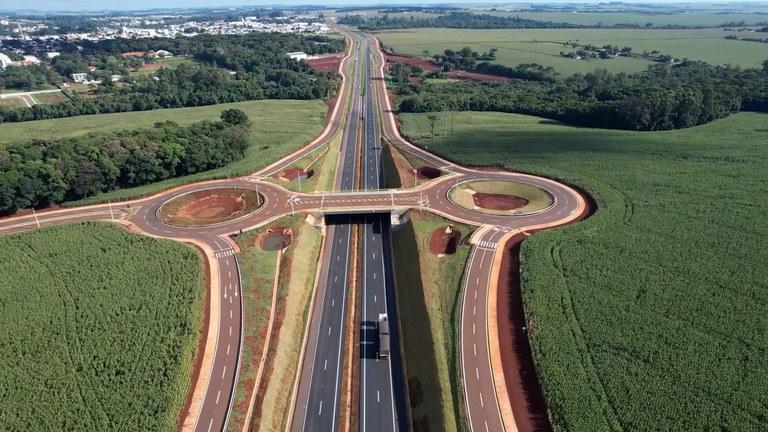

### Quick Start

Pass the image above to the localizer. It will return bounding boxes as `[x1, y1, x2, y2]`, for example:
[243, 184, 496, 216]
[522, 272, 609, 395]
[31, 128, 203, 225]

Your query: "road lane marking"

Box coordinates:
[319, 400, 323, 416]
[222, 366, 227, 379]
[207, 418, 213, 432]
[474, 344, 477, 356]
[476, 367, 480, 380]
[229, 326, 232, 336]
[473, 323, 476, 335]
[324, 359, 328, 370]
[480, 392, 484, 407]
[216, 390, 221, 404]
[227, 344, 230, 355]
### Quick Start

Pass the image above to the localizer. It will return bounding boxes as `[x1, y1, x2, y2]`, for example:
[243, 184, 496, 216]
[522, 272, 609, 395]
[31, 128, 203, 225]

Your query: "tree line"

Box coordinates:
[338, 12, 581, 30]
[396, 60, 768, 131]
[0, 109, 250, 215]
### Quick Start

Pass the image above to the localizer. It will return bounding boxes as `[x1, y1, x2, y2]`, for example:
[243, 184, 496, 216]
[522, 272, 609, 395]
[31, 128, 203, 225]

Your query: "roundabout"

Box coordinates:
[448, 178, 554, 216]
[157, 187, 264, 227]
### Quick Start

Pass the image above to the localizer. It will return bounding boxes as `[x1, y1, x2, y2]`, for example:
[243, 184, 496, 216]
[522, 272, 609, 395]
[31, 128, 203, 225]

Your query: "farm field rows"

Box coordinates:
[484, 10, 768, 27]
[399, 110, 768, 430]
[0, 100, 326, 206]
[0, 222, 204, 431]
[377, 28, 768, 74]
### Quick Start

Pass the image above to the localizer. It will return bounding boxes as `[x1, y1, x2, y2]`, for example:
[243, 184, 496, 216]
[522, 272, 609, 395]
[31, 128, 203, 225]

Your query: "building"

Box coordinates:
[19, 55, 40, 66]
[71, 73, 88, 83]
[154, 49, 173, 58]
[110, 74, 123, 82]
[287, 51, 307, 61]
[46, 52, 60, 59]
[0, 53, 12, 70]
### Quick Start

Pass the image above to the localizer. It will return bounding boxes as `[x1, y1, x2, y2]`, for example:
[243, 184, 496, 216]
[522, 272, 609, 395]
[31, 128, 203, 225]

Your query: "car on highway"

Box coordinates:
[378, 313, 390, 359]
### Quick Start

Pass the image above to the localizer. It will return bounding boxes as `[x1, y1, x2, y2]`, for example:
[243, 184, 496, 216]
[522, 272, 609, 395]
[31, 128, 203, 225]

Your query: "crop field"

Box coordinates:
[0, 100, 326, 205]
[400, 111, 768, 430]
[0, 222, 204, 431]
[484, 10, 768, 27]
[376, 28, 768, 74]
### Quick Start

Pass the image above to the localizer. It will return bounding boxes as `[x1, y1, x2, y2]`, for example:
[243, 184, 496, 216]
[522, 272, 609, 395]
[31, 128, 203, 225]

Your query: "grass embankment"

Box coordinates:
[383, 143, 472, 431]
[400, 110, 768, 431]
[377, 28, 768, 74]
[0, 222, 204, 431]
[0, 99, 326, 205]
[226, 214, 323, 431]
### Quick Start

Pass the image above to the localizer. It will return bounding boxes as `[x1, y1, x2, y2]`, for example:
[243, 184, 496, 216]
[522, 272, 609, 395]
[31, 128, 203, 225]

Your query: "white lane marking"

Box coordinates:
[334, 275, 338, 283]
[377, 390, 380, 403]
[229, 296, 232, 304]
[473, 323, 476, 335]
[331, 299, 335, 307]
[476, 367, 480, 380]
[373, 252, 376, 260]
[222, 366, 227, 379]
[207, 418, 213, 432]
[373, 272, 376, 280]
[229, 326, 232, 336]
[374, 295, 377, 303]
[324, 359, 328, 370]
[473, 305, 476, 315]
[216, 390, 221, 404]
[473, 344, 477, 356]
[474, 290, 478, 300]
[227, 344, 231, 355]
[485, 421, 490, 432]
[230, 310, 233, 319]
[476, 277, 480, 285]
[318, 400, 323, 416]
[480, 393, 485, 408]
[328, 326, 332, 336]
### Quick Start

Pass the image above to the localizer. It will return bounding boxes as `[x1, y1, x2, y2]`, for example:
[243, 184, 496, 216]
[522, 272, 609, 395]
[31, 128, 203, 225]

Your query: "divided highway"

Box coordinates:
[359, 45, 408, 432]
[290, 35, 361, 432]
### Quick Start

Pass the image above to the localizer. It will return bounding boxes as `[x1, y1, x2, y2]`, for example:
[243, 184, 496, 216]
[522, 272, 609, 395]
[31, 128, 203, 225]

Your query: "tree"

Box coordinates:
[763, 59, 768, 77]
[220, 108, 249, 126]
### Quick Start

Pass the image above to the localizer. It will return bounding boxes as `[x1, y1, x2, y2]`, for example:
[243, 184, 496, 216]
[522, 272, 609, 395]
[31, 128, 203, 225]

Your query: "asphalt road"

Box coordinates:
[291, 35, 363, 432]
[359, 45, 408, 432]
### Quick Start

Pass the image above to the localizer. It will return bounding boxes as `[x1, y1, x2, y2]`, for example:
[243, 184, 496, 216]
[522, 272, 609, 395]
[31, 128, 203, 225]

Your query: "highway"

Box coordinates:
[0, 31, 590, 432]
[290, 35, 362, 432]
[359, 45, 408, 432]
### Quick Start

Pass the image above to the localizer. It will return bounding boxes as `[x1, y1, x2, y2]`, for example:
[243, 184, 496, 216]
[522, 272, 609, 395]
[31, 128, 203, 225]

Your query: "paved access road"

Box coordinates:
[0, 32, 588, 432]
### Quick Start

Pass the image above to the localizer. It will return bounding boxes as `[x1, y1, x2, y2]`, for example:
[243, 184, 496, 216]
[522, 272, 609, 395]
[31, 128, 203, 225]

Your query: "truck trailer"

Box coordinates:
[377, 313, 390, 359]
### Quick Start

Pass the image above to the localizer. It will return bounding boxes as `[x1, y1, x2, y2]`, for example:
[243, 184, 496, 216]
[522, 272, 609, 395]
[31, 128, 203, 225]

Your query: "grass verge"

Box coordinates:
[0, 222, 204, 431]
[400, 110, 768, 431]
[391, 212, 474, 432]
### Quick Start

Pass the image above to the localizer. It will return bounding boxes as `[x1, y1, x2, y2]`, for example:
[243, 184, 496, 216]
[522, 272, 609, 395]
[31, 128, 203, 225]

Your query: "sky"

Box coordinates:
[7, 0, 765, 13]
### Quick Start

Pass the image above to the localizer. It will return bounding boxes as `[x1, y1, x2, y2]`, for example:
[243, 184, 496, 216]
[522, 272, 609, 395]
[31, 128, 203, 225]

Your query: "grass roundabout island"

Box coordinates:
[158, 187, 264, 227]
[448, 179, 554, 215]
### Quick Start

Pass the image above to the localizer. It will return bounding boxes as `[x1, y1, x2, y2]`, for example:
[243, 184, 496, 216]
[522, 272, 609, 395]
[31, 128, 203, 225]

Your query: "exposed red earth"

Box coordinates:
[445, 69, 511, 82]
[280, 167, 312, 182]
[473, 193, 529, 211]
[416, 166, 441, 179]
[307, 54, 343, 73]
[428, 225, 461, 255]
[258, 228, 293, 251]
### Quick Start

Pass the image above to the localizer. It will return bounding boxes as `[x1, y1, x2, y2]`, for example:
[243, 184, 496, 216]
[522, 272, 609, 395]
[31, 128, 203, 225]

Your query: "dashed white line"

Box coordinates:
[216, 390, 221, 404]
[480, 392, 485, 408]
[318, 400, 323, 416]
[222, 366, 227, 379]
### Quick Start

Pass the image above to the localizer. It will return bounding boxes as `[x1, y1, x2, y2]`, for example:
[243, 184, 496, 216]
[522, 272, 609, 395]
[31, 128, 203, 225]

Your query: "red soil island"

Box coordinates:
[417, 166, 441, 180]
[429, 225, 461, 256]
[472, 193, 528, 211]
[280, 167, 312, 182]
[177, 194, 248, 221]
[258, 228, 293, 251]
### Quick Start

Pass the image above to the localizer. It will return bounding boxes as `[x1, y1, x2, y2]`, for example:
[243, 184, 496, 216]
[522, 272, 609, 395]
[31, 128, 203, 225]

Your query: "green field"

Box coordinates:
[0, 100, 326, 205]
[377, 28, 768, 74]
[400, 111, 768, 430]
[485, 10, 768, 27]
[0, 222, 204, 431]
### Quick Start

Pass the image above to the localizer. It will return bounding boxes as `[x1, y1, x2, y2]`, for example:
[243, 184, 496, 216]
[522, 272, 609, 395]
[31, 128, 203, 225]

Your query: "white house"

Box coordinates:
[0, 53, 12, 70]
[287, 51, 308, 61]
[153, 49, 173, 58]
[46, 52, 60, 59]
[71, 73, 88, 83]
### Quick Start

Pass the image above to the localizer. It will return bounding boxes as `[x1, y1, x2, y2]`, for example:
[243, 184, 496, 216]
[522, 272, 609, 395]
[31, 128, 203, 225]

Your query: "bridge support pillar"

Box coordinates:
[390, 209, 410, 227]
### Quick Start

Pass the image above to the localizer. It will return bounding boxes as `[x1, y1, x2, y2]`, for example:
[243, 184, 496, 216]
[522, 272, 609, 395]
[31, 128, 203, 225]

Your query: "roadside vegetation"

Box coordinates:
[0, 109, 250, 215]
[0, 222, 204, 431]
[0, 100, 326, 208]
[400, 110, 768, 431]
[391, 57, 768, 131]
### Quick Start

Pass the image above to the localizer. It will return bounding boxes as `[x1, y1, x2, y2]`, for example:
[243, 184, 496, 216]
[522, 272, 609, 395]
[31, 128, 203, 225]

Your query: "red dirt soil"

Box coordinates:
[416, 166, 441, 180]
[496, 234, 552, 432]
[177, 194, 247, 221]
[307, 54, 342, 73]
[258, 228, 293, 251]
[428, 226, 461, 255]
[382, 47, 439, 72]
[473, 192, 528, 211]
[280, 167, 312, 181]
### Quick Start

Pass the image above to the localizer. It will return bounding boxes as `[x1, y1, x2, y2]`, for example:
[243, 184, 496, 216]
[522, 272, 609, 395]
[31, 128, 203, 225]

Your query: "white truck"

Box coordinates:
[377, 313, 390, 359]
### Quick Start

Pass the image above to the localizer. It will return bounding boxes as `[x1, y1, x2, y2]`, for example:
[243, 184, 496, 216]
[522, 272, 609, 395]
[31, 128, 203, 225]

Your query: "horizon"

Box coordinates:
[5, 0, 768, 14]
